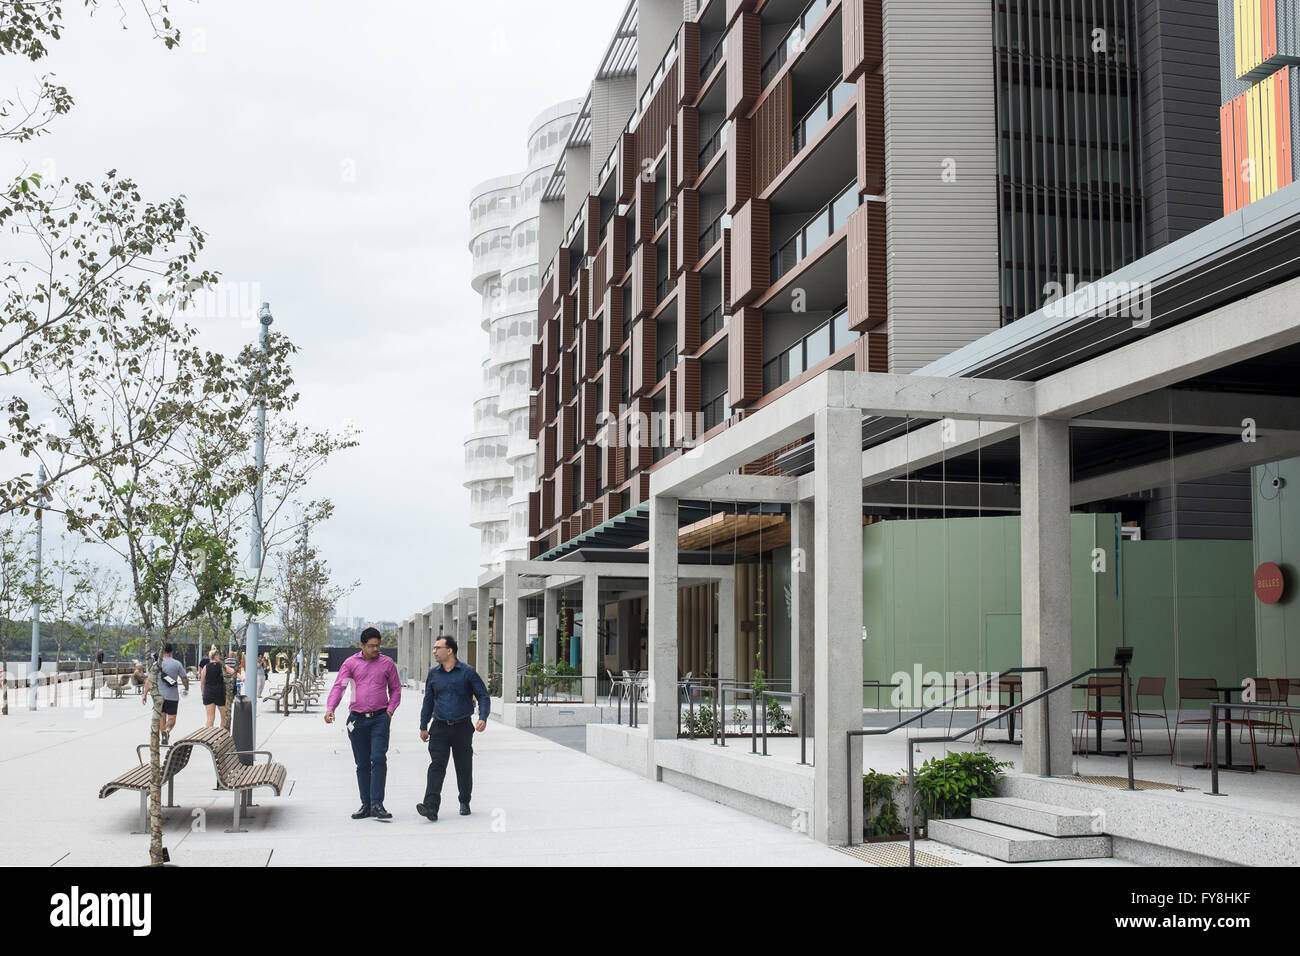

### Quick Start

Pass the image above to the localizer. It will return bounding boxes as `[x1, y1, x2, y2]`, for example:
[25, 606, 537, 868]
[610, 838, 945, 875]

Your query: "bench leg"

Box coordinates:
[226, 790, 247, 833]
[164, 775, 178, 809]
[134, 791, 147, 835]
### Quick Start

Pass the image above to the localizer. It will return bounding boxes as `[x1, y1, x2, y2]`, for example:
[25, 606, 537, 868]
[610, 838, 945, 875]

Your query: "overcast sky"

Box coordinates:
[5, 0, 621, 623]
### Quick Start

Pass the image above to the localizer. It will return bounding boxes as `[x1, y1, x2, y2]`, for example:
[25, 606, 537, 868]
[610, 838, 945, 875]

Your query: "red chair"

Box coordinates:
[1129, 676, 1171, 756]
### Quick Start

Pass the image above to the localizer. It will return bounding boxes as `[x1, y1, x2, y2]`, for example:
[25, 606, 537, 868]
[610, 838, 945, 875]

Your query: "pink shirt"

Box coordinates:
[326, 653, 401, 715]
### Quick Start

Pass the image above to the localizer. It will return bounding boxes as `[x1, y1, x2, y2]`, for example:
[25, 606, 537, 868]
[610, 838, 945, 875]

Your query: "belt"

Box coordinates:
[431, 715, 472, 725]
[351, 710, 388, 719]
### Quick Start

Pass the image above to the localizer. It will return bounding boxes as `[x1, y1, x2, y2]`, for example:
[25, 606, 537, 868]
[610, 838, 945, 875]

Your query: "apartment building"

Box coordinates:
[466, 101, 581, 570]
[527, 0, 1223, 562]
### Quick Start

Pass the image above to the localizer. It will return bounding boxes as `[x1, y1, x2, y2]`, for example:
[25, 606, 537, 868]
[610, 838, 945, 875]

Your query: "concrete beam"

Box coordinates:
[692, 474, 802, 503]
[1035, 274, 1300, 420]
[1076, 389, 1300, 436]
[835, 370, 1035, 421]
[1071, 432, 1300, 504]
[853, 418, 1020, 497]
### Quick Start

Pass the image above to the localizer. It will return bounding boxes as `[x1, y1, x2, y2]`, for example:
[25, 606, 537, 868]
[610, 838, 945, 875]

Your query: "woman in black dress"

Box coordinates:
[201, 649, 231, 727]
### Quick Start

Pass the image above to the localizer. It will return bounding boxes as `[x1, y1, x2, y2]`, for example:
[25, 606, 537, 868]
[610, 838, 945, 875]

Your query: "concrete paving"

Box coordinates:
[0, 677, 861, 867]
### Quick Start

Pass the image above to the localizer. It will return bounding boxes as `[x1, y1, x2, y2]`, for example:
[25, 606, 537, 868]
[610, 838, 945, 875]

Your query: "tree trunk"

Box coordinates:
[147, 649, 164, 867]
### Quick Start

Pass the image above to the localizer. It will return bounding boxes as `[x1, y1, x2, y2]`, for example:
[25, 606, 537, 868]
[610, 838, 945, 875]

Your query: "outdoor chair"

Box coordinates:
[946, 672, 985, 740]
[605, 668, 629, 707]
[1129, 676, 1172, 755]
[1174, 677, 1261, 772]
[1075, 676, 1128, 757]
[1241, 678, 1290, 746]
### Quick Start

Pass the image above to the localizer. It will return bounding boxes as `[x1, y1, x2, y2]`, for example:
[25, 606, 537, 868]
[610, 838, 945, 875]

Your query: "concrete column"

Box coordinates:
[813, 407, 864, 845]
[1019, 418, 1074, 776]
[648, 495, 679, 766]
[476, 585, 492, 688]
[543, 584, 558, 667]
[582, 574, 600, 704]
[502, 572, 522, 704]
[791, 499, 815, 733]
[457, 593, 472, 670]
[716, 575, 735, 682]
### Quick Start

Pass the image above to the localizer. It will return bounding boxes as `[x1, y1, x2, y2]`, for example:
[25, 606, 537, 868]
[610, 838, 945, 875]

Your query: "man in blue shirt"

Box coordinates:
[416, 634, 489, 821]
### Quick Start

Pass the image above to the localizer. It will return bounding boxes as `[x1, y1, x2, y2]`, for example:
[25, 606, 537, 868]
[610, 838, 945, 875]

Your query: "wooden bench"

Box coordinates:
[260, 678, 290, 711]
[97, 740, 203, 833]
[288, 680, 322, 713]
[99, 727, 288, 833]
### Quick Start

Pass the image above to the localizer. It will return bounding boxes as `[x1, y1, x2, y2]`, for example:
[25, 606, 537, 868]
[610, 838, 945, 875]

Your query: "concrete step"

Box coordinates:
[927, 817, 1112, 862]
[971, 797, 1100, 837]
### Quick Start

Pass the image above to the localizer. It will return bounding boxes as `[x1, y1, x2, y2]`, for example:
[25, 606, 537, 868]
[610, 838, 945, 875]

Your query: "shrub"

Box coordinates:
[766, 695, 791, 733]
[913, 751, 1013, 820]
[862, 771, 905, 837]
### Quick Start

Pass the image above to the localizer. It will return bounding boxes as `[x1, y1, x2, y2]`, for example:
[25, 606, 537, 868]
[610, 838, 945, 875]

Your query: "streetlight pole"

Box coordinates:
[247, 303, 273, 743]
[28, 465, 45, 711]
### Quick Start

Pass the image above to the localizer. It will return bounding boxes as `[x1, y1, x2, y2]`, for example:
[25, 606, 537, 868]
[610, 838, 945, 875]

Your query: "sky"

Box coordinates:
[4, 0, 622, 623]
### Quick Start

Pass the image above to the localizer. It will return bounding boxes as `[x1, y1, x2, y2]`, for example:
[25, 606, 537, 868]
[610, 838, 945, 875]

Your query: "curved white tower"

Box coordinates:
[467, 100, 580, 571]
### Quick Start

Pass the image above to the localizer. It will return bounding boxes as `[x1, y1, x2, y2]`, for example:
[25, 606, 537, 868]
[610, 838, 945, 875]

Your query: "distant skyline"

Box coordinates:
[2, 1, 622, 621]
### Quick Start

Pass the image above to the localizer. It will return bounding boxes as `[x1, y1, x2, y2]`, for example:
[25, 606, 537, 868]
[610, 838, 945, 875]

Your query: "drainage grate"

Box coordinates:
[834, 843, 959, 867]
[1074, 775, 1194, 792]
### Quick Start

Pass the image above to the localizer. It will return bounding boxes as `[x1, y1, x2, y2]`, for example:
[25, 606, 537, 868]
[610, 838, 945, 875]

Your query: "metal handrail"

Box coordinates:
[1209, 701, 1300, 794]
[760, 690, 809, 765]
[846, 664, 1134, 867]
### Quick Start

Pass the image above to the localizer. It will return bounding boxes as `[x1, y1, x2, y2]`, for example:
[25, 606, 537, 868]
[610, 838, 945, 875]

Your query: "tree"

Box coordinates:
[273, 529, 354, 711]
[1, 1, 180, 143]
[78, 559, 122, 660]
[0, 517, 34, 714]
[48, 297, 295, 865]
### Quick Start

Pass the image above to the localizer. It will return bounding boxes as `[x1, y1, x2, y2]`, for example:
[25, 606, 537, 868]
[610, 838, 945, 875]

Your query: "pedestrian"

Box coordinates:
[324, 628, 401, 822]
[142, 643, 189, 745]
[416, 633, 489, 822]
[199, 649, 228, 728]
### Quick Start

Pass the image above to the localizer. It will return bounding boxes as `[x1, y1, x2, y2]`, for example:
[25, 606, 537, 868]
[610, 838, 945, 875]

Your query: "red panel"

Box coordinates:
[1266, 0, 1276, 61]
[1235, 94, 1248, 206]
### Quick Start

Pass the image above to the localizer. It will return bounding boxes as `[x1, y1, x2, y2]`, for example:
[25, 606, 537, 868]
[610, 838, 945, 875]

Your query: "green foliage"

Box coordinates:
[913, 751, 1013, 820]
[681, 703, 718, 737]
[731, 706, 749, 731]
[862, 771, 905, 837]
[765, 695, 791, 733]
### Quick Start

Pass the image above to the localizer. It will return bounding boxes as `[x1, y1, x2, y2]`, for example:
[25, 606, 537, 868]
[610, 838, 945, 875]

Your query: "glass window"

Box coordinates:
[805, 322, 831, 368]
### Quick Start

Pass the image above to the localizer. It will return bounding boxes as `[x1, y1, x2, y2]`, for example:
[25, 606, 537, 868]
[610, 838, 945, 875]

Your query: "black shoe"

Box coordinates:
[371, 803, 392, 821]
[416, 803, 437, 821]
[351, 805, 371, 820]
[459, 802, 471, 816]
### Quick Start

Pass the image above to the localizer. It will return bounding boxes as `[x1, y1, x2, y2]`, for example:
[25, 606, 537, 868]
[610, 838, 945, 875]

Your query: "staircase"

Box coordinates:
[926, 797, 1112, 863]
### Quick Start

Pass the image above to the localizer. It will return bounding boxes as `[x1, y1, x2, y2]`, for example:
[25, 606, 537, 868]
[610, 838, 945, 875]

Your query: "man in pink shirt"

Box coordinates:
[325, 628, 402, 821]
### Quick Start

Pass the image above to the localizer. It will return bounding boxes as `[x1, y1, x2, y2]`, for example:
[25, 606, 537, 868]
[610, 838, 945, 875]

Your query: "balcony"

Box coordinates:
[700, 303, 727, 343]
[760, 0, 833, 89]
[700, 35, 727, 82]
[699, 211, 725, 257]
[655, 344, 677, 382]
[770, 180, 861, 281]
[702, 391, 731, 431]
[698, 120, 730, 169]
[792, 80, 855, 156]
[761, 306, 855, 393]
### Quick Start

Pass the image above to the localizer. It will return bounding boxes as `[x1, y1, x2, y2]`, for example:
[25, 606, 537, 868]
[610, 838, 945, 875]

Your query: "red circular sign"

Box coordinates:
[1255, 563, 1285, 604]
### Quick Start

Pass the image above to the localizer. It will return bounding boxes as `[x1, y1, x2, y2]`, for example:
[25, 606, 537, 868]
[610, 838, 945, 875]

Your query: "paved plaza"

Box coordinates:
[1, 678, 866, 867]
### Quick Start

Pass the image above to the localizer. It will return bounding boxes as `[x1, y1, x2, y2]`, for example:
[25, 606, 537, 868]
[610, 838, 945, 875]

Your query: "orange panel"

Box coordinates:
[1266, 0, 1276, 61]
[1222, 102, 1238, 214]
[1235, 93, 1249, 205]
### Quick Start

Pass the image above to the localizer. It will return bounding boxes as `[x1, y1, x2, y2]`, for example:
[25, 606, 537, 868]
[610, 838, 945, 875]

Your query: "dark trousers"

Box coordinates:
[424, 718, 474, 811]
[347, 711, 390, 805]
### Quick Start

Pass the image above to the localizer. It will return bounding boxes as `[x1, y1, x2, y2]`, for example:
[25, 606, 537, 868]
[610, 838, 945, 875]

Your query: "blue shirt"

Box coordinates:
[420, 660, 490, 729]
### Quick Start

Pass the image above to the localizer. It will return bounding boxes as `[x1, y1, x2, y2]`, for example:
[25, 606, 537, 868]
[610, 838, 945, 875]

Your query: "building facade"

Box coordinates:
[528, 0, 1224, 560]
[466, 102, 581, 570]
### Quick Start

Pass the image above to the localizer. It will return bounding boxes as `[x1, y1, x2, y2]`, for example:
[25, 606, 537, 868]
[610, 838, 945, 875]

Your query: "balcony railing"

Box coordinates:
[770, 181, 862, 280]
[700, 304, 727, 342]
[656, 345, 678, 382]
[760, 0, 832, 88]
[792, 80, 854, 155]
[700, 35, 727, 81]
[762, 306, 855, 393]
[655, 198, 672, 231]
[698, 211, 724, 257]
[656, 272, 671, 306]
[698, 120, 730, 168]
[702, 391, 731, 431]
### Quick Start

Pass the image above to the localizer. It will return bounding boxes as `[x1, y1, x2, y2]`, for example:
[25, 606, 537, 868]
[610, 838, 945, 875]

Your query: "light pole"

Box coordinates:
[246, 303, 272, 743]
[28, 465, 45, 711]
